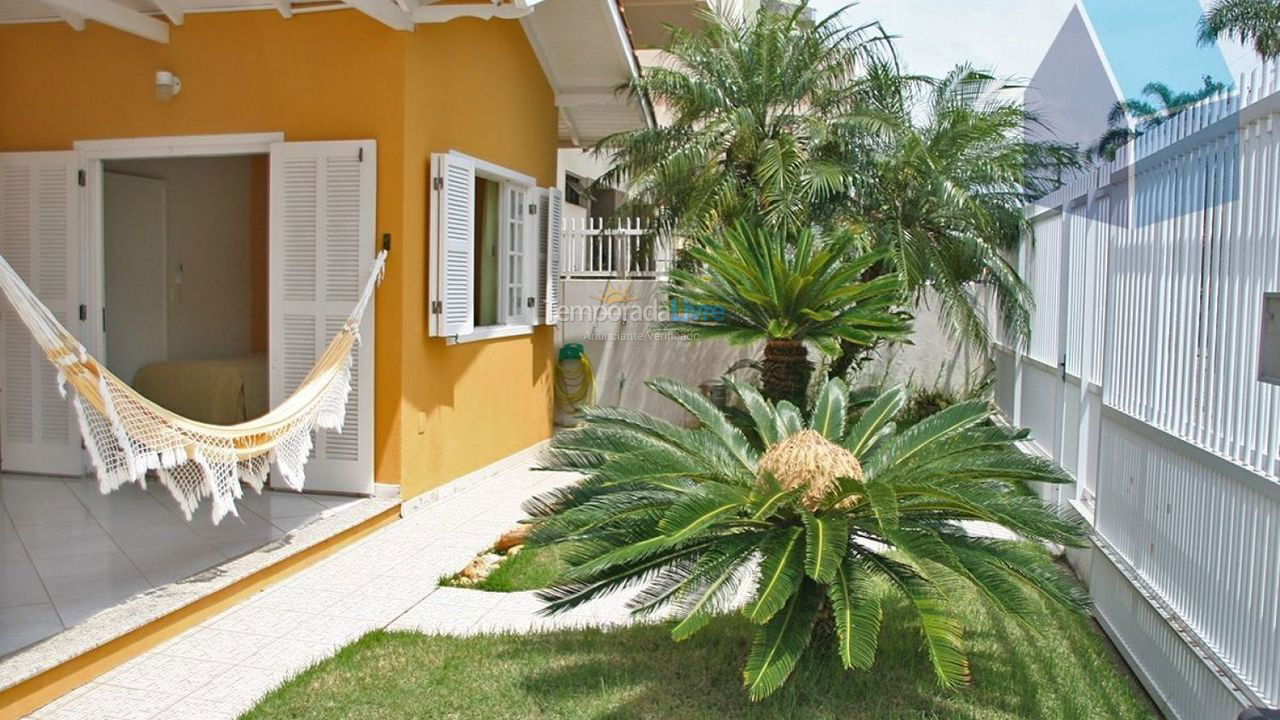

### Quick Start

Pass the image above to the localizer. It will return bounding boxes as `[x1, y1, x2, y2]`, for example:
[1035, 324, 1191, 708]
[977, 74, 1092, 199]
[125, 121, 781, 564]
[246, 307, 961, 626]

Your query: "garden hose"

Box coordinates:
[556, 343, 596, 412]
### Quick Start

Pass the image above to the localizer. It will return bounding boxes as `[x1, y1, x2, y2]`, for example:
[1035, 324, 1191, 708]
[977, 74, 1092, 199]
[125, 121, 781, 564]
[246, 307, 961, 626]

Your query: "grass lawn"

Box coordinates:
[440, 544, 566, 593]
[242, 582, 1157, 720]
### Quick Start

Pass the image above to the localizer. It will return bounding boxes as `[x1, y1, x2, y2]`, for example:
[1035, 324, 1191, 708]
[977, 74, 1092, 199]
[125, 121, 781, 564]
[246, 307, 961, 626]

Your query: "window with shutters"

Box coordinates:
[431, 152, 560, 342]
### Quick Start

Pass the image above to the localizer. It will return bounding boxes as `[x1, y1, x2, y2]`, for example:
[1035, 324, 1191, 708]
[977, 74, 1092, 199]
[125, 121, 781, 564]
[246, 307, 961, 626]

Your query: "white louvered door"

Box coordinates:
[268, 141, 375, 495]
[0, 153, 83, 476]
[430, 153, 475, 337]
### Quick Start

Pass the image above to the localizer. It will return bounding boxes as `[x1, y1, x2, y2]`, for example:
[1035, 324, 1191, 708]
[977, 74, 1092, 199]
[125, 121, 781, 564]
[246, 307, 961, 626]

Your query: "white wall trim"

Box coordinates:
[446, 324, 534, 345]
[75, 133, 283, 160]
[448, 150, 537, 188]
[399, 437, 552, 517]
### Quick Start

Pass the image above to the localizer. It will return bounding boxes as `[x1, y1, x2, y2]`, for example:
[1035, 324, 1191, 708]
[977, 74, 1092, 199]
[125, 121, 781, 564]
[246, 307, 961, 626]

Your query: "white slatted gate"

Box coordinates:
[997, 63, 1280, 718]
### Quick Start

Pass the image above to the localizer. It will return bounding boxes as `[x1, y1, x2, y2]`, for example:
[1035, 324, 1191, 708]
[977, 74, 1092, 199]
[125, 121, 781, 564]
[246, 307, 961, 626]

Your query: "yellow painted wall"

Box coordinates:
[399, 20, 557, 499]
[0, 9, 558, 496]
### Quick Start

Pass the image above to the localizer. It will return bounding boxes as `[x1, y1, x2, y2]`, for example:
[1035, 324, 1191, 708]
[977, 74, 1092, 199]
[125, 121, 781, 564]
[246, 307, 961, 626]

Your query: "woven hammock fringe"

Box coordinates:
[0, 249, 385, 525]
[72, 352, 355, 524]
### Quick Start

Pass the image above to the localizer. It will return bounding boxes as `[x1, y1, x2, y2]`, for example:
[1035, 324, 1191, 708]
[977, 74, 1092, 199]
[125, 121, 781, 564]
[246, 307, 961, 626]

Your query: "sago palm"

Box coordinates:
[661, 223, 910, 406]
[526, 376, 1089, 700]
[1199, 0, 1280, 59]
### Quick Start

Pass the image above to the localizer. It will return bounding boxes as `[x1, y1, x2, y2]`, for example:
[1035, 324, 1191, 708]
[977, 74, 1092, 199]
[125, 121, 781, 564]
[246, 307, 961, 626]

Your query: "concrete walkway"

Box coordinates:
[27, 466, 634, 720]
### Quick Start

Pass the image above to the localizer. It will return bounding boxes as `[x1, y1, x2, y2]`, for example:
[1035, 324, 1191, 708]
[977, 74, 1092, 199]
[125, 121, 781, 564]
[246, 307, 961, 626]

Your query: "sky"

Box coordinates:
[809, 0, 1261, 98]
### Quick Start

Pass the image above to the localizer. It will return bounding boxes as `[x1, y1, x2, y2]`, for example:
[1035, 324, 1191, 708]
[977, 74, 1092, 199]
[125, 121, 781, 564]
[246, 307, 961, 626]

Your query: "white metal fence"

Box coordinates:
[561, 217, 668, 279]
[998, 62, 1280, 719]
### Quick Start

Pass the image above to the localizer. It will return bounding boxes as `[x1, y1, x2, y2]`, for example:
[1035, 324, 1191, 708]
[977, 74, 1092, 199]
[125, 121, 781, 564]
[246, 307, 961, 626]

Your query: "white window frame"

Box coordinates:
[440, 151, 540, 345]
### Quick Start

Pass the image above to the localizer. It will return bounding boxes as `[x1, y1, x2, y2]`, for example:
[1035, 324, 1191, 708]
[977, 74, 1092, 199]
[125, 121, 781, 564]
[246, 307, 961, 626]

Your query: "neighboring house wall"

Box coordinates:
[1024, 4, 1121, 154]
[854, 293, 987, 394]
[0, 9, 559, 499]
[558, 279, 756, 422]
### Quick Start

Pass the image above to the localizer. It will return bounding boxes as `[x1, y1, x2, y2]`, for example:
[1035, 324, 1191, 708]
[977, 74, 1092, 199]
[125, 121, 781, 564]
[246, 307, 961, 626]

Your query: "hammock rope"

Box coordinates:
[0, 248, 388, 524]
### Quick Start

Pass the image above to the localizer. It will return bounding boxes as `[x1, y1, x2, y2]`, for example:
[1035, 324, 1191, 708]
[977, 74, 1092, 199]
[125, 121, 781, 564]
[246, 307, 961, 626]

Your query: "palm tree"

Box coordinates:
[661, 223, 911, 406]
[1199, 0, 1280, 59]
[526, 376, 1089, 700]
[599, 1, 1079, 354]
[596, 2, 892, 235]
[831, 64, 1078, 368]
[1089, 77, 1228, 161]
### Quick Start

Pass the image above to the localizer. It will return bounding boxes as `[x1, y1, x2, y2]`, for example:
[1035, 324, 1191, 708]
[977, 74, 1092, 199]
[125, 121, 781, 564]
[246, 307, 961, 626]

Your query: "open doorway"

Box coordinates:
[0, 136, 379, 655]
[100, 155, 269, 424]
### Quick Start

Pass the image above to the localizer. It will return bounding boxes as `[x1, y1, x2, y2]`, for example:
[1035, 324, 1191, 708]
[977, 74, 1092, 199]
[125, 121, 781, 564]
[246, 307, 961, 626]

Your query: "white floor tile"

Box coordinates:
[16, 522, 112, 559]
[326, 592, 420, 623]
[248, 584, 347, 615]
[146, 696, 243, 720]
[284, 613, 377, 646]
[99, 653, 233, 696]
[155, 626, 271, 665]
[185, 664, 292, 709]
[236, 491, 325, 521]
[207, 526, 285, 560]
[0, 554, 51, 608]
[206, 604, 310, 638]
[124, 542, 226, 587]
[41, 681, 183, 720]
[355, 574, 439, 601]
[30, 548, 139, 583]
[238, 637, 336, 670]
[98, 519, 206, 554]
[22, 462, 594, 717]
[10, 505, 97, 529]
[42, 565, 151, 606]
[0, 603, 64, 656]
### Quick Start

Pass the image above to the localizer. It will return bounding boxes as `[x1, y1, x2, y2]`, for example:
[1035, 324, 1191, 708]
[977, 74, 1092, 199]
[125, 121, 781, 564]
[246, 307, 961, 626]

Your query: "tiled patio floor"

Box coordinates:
[0, 474, 360, 658]
[25, 465, 631, 720]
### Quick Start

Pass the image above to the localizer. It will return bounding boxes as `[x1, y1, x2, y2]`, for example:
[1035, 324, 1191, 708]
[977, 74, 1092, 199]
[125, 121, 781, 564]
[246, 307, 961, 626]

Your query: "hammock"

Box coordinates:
[0, 249, 387, 524]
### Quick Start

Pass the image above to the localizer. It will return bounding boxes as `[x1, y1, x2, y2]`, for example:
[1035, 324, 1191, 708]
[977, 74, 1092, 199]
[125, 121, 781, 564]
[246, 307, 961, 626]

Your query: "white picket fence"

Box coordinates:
[997, 61, 1280, 719]
[561, 216, 668, 279]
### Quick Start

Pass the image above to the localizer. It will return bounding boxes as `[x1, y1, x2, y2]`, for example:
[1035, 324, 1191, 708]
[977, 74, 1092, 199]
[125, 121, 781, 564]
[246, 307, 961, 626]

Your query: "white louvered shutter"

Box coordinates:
[0, 153, 83, 476]
[431, 153, 475, 337]
[269, 140, 375, 495]
[541, 188, 563, 324]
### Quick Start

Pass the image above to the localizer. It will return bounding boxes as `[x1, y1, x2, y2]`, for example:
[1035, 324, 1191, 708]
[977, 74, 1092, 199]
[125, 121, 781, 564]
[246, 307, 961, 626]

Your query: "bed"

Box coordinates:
[131, 353, 268, 425]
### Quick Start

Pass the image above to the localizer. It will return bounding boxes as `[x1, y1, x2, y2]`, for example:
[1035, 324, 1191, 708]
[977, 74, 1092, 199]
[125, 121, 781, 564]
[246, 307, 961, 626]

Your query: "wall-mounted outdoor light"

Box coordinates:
[155, 71, 181, 101]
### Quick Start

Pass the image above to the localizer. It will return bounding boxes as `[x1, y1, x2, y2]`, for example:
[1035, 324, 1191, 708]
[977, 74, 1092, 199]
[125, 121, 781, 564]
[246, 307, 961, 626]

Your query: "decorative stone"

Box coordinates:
[460, 552, 502, 582]
[494, 525, 531, 552]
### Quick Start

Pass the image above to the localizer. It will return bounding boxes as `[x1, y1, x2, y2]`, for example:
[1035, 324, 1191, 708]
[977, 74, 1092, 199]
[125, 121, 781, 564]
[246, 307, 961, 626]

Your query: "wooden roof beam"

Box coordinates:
[38, 0, 169, 42]
[151, 0, 185, 25]
[342, 0, 414, 30]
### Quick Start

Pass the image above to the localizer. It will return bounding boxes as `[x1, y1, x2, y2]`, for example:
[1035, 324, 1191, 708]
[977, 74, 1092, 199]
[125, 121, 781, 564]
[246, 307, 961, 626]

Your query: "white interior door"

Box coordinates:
[0, 152, 83, 476]
[103, 172, 167, 386]
[268, 140, 375, 495]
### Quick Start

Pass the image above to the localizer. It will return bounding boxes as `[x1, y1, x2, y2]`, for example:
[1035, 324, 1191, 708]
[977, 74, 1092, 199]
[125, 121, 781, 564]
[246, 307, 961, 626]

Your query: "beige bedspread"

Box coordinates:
[132, 354, 268, 425]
